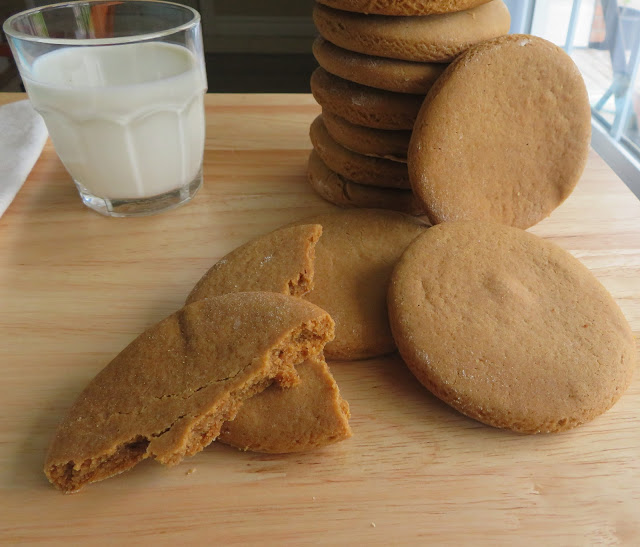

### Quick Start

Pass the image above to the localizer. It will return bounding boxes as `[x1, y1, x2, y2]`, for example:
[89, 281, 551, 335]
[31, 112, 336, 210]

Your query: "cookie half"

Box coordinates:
[45, 292, 335, 492]
[316, 0, 491, 16]
[311, 67, 422, 130]
[313, 37, 447, 95]
[408, 35, 591, 229]
[185, 226, 352, 454]
[388, 222, 636, 434]
[186, 224, 321, 305]
[298, 208, 428, 360]
[220, 355, 352, 453]
[310, 115, 410, 189]
[323, 111, 411, 161]
[313, 1, 510, 63]
[307, 150, 424, 215]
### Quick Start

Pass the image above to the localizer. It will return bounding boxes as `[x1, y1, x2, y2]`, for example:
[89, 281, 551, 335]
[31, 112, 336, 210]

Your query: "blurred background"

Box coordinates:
[1, 0, 639, 195]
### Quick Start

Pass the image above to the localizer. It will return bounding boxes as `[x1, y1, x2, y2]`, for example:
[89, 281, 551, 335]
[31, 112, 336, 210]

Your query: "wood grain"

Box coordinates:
[0, 92, 639, 546]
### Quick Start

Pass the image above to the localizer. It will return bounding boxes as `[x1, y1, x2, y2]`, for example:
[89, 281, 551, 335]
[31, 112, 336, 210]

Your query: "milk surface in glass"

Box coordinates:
[24, 42, 207, 200]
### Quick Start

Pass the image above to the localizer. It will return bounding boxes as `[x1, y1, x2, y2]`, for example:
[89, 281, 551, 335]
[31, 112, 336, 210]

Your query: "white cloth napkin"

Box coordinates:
[0, 100, 48, 218]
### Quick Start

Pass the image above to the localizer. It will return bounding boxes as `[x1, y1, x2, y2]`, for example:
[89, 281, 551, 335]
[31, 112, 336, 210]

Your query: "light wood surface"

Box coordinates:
[1, 92, 639, 545]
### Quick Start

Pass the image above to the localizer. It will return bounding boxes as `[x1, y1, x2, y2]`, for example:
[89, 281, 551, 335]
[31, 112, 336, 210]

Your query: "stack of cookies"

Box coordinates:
[307, 0, 511, 214]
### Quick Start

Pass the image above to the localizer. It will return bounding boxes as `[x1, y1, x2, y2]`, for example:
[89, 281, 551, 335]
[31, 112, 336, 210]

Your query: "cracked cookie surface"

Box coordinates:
[44, 292, 334, 492]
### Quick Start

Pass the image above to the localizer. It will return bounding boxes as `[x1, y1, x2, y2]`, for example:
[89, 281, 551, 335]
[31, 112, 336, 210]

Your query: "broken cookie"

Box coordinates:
[45, 292, 334, 492]
[185, 224, 352, 453]
[219, 355, 352, 453]
[186, 224, 322, 304]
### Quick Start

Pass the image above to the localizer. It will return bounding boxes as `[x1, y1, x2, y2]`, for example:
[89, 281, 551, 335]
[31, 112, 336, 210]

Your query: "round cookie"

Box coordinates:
[310, 115, 410, 189]
[313, 37, 447, 95]
[310, 67, 422, 130]
[219, 355, 352, 453]
[307, 150, 425, 216]
[388, 222, 636, 434]
[408, 35, 591, 229]
[298, 207, 428, 360]
[313, 1, 511, 63]
[323, 111, 411, 161]
[316, 0, 491, 16]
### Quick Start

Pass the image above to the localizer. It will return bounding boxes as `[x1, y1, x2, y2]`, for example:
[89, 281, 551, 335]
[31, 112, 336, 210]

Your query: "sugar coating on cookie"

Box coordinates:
[307, 151, 425, 215]
[408, 34, 591, 229]
[316, 0, 491, 16]
[311, 67, 422, 130]
[313, 1, 510, 63]
[313, 37, 446, 95]
[186, 224, 322, 305]
[45, 292, 335, 492]
[298, 208, 428, 360]
[310, 114, 410, 189]
[388, 222, 636, 434]
[220, 355, 352, 453]
[322, 110, 411, 161]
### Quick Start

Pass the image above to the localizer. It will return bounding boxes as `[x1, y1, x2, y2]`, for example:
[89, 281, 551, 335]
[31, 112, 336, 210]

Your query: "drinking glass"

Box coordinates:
[4, 1, 208, 217]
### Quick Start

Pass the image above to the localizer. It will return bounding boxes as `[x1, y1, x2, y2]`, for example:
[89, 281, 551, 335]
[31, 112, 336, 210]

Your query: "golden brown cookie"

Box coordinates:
[298, 207, 428, 360]
[388, 222, 637, 434]
[313, 1, 510, 63]
[311, 67, 422, 130]
[313, 37, 447, 95]
[220, 355, 352, 453]
[316, 0, 491, 16]
[307, 150, 425, 216]
[310, 115, 410, 189]
[408, 35, 591, 229]
[185, 225, 352, 454]
[186, 224, 321, 305]
[323, 111, 411, 161]
[45, 292, 335, 492]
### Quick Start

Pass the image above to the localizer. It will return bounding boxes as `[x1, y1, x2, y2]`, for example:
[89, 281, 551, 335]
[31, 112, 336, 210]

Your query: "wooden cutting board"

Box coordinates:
[1, 92, 639, 545]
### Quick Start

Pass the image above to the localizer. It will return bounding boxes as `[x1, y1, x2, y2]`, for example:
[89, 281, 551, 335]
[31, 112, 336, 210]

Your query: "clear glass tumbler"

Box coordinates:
[4, 1, 207, 217]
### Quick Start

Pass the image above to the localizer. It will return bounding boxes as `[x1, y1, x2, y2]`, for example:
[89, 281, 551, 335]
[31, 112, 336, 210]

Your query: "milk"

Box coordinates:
[23, 42, 207, 199]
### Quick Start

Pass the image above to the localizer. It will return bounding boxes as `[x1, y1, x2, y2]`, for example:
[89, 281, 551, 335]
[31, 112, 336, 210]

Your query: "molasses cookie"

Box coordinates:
[313, 37, 446, 95]
[408, 35, 591, 229]
[310, 115, 410, 189]
[313, 1, 510, 63]
[220, 355, 352, 453]
[45, 292, 335, 492]
[186, 224, 321, 305]
[323, 111, 411, 161]
[311, 67, 422, 130]
[388, 222, 636, 434]
[316, 0, 491, 16]
[307, 150, 424, 215]
[298, 207, 427, 360]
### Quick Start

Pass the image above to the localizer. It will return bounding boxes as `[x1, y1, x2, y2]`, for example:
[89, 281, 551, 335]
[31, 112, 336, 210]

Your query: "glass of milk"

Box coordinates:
[4, 1, 207, 217]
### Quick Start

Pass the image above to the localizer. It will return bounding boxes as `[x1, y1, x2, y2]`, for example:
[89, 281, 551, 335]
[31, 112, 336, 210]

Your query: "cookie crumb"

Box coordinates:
[186, 468, 196, 475]
[371, 522, 376, 528]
